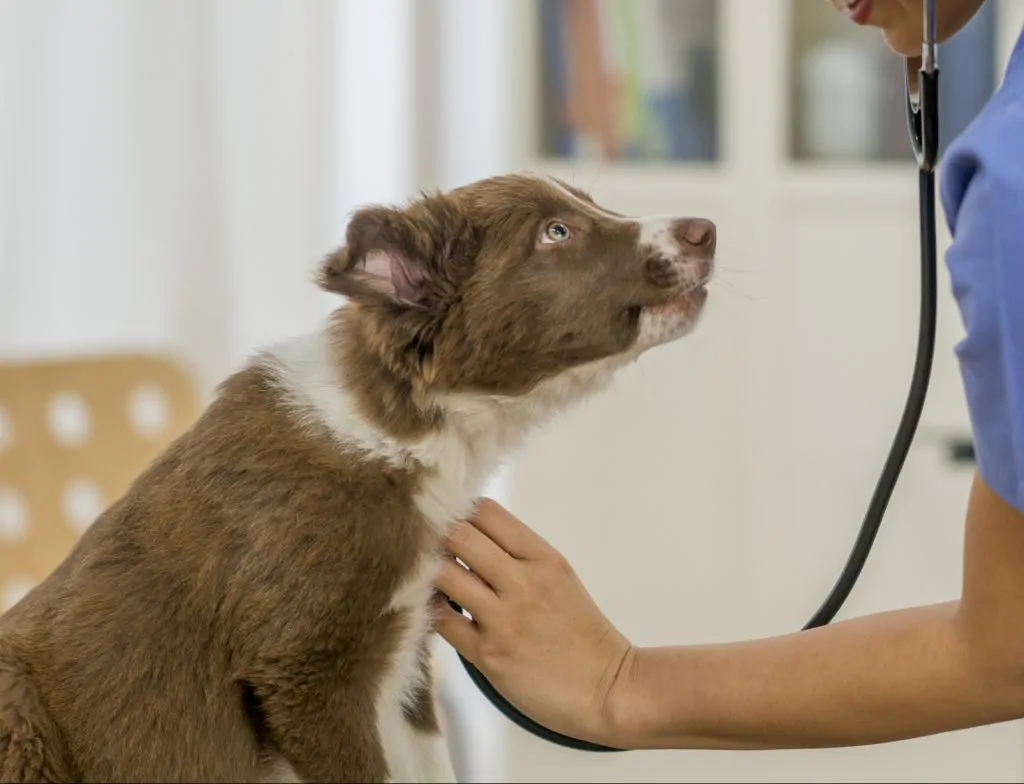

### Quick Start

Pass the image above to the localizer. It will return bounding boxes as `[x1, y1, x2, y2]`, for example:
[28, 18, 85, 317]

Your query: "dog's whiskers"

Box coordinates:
[710, 278, 759, 301]
[712, 257, 758, 275]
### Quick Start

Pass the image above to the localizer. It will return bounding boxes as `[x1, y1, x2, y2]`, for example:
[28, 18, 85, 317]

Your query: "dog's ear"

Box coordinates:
[319, 206, 438, 308]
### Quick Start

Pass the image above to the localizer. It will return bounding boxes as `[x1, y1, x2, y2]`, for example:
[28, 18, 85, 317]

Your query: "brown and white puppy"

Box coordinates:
[0, 173, 715, 783]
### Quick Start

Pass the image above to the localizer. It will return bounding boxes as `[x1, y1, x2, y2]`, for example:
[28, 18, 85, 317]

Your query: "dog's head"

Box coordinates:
[320, 173, 715, 399]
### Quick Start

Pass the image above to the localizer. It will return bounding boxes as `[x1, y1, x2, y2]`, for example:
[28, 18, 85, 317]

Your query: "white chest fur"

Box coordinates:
[259, 327, 627, 782]
[376, 556, 456, 783]
[260, 332, 479, 782]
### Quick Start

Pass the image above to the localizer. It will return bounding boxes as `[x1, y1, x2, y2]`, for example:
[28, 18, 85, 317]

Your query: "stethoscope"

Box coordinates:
[451, 0, 941, 752]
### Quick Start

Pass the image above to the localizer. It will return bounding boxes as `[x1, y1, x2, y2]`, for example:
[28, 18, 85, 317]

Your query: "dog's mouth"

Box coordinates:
[645, 284, 708, 317]
[643, 259, 714, 317]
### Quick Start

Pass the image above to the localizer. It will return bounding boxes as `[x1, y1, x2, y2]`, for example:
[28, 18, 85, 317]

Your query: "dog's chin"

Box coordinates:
[646, 286, 708, 318]
[632, 286, 709, 353]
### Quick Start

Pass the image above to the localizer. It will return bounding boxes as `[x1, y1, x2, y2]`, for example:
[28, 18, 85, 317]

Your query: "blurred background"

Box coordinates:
[2, 0, 1024, 781]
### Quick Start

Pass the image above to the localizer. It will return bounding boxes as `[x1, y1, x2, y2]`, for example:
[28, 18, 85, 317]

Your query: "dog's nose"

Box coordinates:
[673, 218, 716, 253]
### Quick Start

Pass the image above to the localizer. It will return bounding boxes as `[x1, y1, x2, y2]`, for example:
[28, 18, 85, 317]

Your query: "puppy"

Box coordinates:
[0, 173, 715, 783]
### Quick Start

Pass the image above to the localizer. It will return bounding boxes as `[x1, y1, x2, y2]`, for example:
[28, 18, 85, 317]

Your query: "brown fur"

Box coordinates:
[399, 642, 439, 733]
[0, 366, 431, 781]
[0, 173, 715, 782]
[323, 175, 712, 422]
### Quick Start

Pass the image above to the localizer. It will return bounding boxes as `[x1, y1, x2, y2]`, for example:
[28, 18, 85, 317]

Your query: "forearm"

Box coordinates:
[610, 600, 1024, 750]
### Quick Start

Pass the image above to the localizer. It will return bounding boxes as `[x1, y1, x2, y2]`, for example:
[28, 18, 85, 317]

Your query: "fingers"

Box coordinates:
[434, 556, 495, 618]
[466, 497, 551, 560]
[446, 515, 520, 592]
[431, 598, 480, 660]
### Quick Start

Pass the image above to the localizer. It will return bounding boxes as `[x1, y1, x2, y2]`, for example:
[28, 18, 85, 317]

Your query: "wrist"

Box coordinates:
[602, 644, 662, 750]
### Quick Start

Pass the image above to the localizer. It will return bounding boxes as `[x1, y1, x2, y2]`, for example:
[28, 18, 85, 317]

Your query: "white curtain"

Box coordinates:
[0, 0, 510, 780]
[0, 0, 336, 391]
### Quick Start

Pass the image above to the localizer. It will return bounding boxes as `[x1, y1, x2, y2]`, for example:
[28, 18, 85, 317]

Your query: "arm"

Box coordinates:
[612, 148, 1024, 749]
[434, 474, 1024, 750]
[611, 473, 1024, 749]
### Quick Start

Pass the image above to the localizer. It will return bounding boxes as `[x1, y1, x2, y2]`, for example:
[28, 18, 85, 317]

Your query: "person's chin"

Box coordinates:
[881, 27, 921, 57]
[881, 0, 988, 57]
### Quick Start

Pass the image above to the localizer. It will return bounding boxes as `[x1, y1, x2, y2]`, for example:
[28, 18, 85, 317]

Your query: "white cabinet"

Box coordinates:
[496, 1, 1024, 781]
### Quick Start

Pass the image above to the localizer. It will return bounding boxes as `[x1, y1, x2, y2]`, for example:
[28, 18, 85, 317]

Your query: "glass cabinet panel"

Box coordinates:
[537, 0, 719, 162]
[789, 0, 997, 163]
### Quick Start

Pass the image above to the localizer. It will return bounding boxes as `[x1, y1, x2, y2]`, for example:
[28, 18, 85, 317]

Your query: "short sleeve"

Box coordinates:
[942, 145, 1024, 513]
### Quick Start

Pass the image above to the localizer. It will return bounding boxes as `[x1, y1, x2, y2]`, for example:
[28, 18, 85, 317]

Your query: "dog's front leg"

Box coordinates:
[243, 663, 388, 784]
[383, 644, 457, 783]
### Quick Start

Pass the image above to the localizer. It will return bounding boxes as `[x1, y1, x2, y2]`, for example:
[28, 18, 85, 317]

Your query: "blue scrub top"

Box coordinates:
[941, 25, 1024, 513]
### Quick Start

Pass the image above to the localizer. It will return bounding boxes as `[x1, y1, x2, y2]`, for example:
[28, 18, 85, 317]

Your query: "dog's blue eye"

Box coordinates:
[543, 221, 571, 243]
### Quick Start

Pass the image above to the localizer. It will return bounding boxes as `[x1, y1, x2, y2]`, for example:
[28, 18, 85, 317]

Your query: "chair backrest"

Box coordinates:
[0, 354, 199, 610]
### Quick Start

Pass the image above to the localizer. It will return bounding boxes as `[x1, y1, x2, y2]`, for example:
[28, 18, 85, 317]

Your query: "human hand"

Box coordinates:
[432, 498, 635, 747]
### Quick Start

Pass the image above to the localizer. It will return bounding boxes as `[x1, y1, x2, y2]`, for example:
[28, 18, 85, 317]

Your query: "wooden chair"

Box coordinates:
[0, 354, 200, 609]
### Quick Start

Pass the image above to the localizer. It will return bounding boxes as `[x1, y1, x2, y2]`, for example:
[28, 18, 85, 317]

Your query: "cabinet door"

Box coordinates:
[499, 1, 1024, 782]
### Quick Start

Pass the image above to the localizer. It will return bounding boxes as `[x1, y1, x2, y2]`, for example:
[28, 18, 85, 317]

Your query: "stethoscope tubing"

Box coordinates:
[450, 0, 941, 753]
